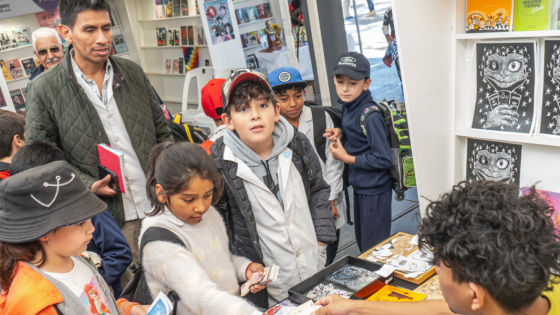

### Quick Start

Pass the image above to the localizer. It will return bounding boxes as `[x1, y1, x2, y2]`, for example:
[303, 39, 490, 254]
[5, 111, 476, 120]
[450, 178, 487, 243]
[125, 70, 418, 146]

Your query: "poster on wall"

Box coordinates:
[204, 0, 235, 45]
[540, 40, 560, 135]
[471, 42, 536, 134]
[466, 138, 522, 185]
[35, 10, 66, 44]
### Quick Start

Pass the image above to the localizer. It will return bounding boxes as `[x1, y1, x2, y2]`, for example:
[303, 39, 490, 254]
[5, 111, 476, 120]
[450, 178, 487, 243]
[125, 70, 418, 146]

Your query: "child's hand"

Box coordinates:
[329, 139, 355, 164]
[130, 305, 150, 315]
[323, 128, 342, 142]
[245, 263, 267, 294]
[331, 201, 341, 221]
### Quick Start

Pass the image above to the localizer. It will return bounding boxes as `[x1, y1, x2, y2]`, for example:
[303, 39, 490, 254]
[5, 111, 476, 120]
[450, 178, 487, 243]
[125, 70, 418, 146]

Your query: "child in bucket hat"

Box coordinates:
[0, 161, 148, 315]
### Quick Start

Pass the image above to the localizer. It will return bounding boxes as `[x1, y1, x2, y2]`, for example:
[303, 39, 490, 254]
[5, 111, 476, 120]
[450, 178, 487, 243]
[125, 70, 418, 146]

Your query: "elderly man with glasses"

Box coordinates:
[28, 28, 64, 85]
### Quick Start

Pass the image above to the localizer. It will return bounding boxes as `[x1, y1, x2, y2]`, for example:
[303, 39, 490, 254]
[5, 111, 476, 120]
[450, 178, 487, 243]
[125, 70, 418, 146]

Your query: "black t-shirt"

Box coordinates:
[383, 8, 395, 38]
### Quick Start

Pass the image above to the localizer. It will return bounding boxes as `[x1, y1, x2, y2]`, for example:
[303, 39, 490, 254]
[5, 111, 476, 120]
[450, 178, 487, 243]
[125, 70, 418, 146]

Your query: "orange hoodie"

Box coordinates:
[0, 262, 138, 315]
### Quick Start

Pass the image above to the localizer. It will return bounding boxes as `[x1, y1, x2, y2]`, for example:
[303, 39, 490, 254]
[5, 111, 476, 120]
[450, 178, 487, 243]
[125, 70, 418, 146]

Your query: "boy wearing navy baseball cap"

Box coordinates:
[210, 69, 336, 308]
[268, 67, 347, 266]
[324, 51, 394, 253]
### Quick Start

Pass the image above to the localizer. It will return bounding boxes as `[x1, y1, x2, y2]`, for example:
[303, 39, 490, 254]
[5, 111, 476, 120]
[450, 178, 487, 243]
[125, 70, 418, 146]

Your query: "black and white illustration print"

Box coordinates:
[472, 42, 535, 133]
[466, 138, 522, 185]
[540, 40, 560, 135]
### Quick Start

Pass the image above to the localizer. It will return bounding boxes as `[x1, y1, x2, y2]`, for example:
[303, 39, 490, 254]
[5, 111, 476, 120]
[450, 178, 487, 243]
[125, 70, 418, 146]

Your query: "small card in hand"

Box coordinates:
[241, 264, 279, 296]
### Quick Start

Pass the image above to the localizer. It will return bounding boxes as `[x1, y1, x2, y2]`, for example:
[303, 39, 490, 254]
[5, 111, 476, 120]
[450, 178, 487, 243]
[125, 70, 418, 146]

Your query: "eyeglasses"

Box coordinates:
[37, 46, 61, 56]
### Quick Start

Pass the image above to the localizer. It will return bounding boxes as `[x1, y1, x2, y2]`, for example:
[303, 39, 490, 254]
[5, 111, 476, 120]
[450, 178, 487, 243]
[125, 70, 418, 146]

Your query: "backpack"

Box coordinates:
[170, 113, 208, 144]
[359, 99, 416, 201]
[305, 102, 353, 226]
[120, 227, 184, 315]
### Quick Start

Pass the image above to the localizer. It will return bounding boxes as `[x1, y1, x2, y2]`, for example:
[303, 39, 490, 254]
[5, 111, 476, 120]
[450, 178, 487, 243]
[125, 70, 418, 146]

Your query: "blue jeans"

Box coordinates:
[354, 189, 392, 253]
[367, 0, 375, 12]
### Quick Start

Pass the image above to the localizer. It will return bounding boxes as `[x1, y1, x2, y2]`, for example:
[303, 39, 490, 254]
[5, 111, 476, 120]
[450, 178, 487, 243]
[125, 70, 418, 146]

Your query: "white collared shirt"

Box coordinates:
[71, 52, 152, 221]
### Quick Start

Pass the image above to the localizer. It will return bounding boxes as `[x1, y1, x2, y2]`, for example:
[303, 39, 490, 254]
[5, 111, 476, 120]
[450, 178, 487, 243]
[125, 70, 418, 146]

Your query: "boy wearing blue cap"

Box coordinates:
[268, 67, 346, 266]
[325, 52, 393, 253]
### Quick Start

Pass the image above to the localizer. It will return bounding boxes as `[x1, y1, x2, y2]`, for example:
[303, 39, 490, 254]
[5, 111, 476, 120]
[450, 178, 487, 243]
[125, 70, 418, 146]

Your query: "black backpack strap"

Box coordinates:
[358, 105, 382, 137]
[53, 305, 63, 315]
[309, 106, 327, 164]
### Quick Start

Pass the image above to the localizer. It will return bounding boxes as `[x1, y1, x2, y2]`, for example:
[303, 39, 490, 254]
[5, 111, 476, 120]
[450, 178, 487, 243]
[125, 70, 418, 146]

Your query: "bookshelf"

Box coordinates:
[393, 0, 560, 215]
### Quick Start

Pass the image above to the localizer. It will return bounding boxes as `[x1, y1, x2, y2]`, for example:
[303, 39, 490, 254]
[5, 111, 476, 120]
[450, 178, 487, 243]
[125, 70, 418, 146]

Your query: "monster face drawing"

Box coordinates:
[484, 53, 525, 90]
[540, 40, 560, 136]
[467, 140, 521, 185]
[473, 150, 514, 183]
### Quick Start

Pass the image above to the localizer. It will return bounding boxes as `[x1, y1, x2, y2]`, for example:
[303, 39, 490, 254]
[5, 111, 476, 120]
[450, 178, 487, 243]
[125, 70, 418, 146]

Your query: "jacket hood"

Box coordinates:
[338, 90, 373, 113]
[223, 115, 294, 166]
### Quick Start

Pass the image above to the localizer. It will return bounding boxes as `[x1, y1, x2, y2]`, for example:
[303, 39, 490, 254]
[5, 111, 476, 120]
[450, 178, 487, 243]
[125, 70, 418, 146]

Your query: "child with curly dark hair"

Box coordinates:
[315, 180, 560, 315]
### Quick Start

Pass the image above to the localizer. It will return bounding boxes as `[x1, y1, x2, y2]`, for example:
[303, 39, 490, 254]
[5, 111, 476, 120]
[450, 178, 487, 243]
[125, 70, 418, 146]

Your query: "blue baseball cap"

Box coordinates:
[268, 67, 308, 91]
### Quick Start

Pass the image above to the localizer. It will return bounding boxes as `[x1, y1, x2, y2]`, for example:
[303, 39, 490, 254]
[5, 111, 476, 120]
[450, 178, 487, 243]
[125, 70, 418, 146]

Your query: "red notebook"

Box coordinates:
[97, 143, 126, 194]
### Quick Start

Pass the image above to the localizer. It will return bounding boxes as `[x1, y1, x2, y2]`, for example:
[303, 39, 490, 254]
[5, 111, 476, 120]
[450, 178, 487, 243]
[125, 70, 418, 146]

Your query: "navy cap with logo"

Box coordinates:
[330, 51, 371, 81]
[268, 67, 308, 91]
[0, 161, 107, 243]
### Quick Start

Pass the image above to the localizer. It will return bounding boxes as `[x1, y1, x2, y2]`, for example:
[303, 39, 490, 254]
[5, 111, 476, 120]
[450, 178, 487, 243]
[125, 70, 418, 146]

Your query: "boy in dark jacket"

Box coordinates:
[9, 142, 133, 297]
[0, 109, 25, 180]
[211, 69, 336, 308]
[325, 52, 394, 253]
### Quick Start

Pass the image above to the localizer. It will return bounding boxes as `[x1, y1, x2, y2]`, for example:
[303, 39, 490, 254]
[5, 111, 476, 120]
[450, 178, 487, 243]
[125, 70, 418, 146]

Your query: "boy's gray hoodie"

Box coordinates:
[223, 116, 294, 208]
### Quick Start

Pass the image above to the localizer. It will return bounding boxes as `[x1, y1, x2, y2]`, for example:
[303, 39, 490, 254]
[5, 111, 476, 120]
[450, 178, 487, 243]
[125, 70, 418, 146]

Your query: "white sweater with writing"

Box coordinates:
[140, 206, 261, 315]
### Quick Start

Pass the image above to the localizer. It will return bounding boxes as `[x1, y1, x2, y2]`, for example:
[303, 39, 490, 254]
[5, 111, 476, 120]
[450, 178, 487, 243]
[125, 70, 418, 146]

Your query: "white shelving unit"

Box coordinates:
[129, 0, 211, 111]
[393, 0, 560, 215]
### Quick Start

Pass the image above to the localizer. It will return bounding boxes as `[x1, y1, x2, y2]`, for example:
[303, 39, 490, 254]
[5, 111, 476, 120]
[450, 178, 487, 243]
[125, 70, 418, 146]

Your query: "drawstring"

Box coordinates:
[261, 160, 279, 196]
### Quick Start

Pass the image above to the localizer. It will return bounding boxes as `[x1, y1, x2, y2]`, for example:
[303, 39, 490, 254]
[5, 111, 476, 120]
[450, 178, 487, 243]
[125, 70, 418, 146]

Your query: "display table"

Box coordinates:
[256, 45, 314, 80]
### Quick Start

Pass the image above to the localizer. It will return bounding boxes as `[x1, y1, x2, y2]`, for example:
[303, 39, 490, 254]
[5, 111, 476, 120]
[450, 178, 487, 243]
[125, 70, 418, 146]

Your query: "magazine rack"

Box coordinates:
[393, 0, 560, 216]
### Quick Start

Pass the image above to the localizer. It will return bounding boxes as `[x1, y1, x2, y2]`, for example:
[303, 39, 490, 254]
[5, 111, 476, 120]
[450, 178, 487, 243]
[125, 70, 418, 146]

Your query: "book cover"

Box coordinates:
[242, 33, 250, 48]
[249, 31, 258, 46]
[5, 59, 24, 79]
[0, 60, 12, 81]
[97, 143, 127, 194]
[0, 31, 18, 51]
[20, 87, 26, 101]
[174, 30, 179, 45]
[256, 4, 267, 19]
[166, 0, 173, 17]
[367, 285, 427, 302]
[181, 0, 189, 16]
[248, 6, 258, 21]
[173, 59, 179, 73]
[188, 26, 194, 45]
[161, 27, 168, 46]
[241, 8, 250, 23]
[20, 57, 37, 77]
[155, 0, 164, 18]
[173, 0, 181, 17]
[256, 30, 263, 44]
[12, 26, 31, 47]
[113, 34, 129, 54]
[9, 89, 25, 115]
[515, 0, 551, 31]
[247, 54, 258, 69]
[179, 58, 184, 74]
[197, 25, 204, 45]
[466, 0, 512, 33]
[299, 27, 308, 42]
[169, 29, 175, 46]
[157, 28, 163, 46]
[264, 3, 272, 17]
[35, 10, 66, 43]
[166, 59, 171, 73]
[236, 9, 244, 24]
[181, 26, 188, 45]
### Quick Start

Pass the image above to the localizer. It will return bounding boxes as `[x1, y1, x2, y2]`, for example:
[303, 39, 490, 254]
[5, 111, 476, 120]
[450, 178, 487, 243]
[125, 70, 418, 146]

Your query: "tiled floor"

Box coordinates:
[334, 187, 420, 260]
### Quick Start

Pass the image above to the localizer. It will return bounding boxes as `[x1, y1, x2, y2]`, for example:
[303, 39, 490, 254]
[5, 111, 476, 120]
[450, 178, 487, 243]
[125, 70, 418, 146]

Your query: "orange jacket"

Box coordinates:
[0, 262, 138, 315]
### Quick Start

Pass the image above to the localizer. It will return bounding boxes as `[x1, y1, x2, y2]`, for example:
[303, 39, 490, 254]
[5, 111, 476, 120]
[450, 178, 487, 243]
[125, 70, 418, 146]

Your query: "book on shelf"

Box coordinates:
[173, 59, 179, 73]
[0, 60, 12, 82]
[249, 31, 258, 46]
[515, 0, 551, 31]
[0, 31, 18, 51]
[173, 0, 181, 17]
[113, 33, 129, 54]
[256, 4, 267, 19]
[188, 26, 194, 45]
[9, 89, 25, 116]
[156, 0, 164, 18]
[179, 58, 184, 74]
[197, 25, 204, 45]
[35, 10, 66, 43]
[166, 59, 171, 73]
[181, 0, 189, 16]
[157, 27, 167, 46]
[264, 3, 272, 17]
[174, 29, 180, 46]
[246, 54, 258, 70]
[466, 0, 513, 33]
[12, 26, 31, 47]
[236, 9, 244, 24]
[166, 0, 173, 17]
[20, 87, 27, 101]
[20, 57, 37, 77]
[181, 26, 188, 45]
[241, 33, 248, 48]
[241, 8, 250, 23]
[248, 6, 258, 21]
[5, 59, 24, 80]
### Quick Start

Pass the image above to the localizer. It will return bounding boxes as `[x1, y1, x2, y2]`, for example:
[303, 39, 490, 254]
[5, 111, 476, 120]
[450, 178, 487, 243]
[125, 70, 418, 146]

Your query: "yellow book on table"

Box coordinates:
[366, 285, 426, 302]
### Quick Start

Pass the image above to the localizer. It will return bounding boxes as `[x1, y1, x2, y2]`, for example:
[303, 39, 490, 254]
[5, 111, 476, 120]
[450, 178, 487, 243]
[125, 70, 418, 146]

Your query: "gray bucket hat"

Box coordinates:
[0, 161, 107, 243]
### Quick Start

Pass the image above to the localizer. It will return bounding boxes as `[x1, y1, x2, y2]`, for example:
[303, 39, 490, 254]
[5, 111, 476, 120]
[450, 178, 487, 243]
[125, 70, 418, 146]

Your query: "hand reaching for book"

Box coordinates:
[484, 104, 519, 129]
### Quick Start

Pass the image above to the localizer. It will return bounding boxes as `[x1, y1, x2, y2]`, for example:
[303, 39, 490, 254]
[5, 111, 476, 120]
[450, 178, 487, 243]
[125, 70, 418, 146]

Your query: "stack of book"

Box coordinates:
[156, 0, 190, 18]
[235, 3, 272, 25]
